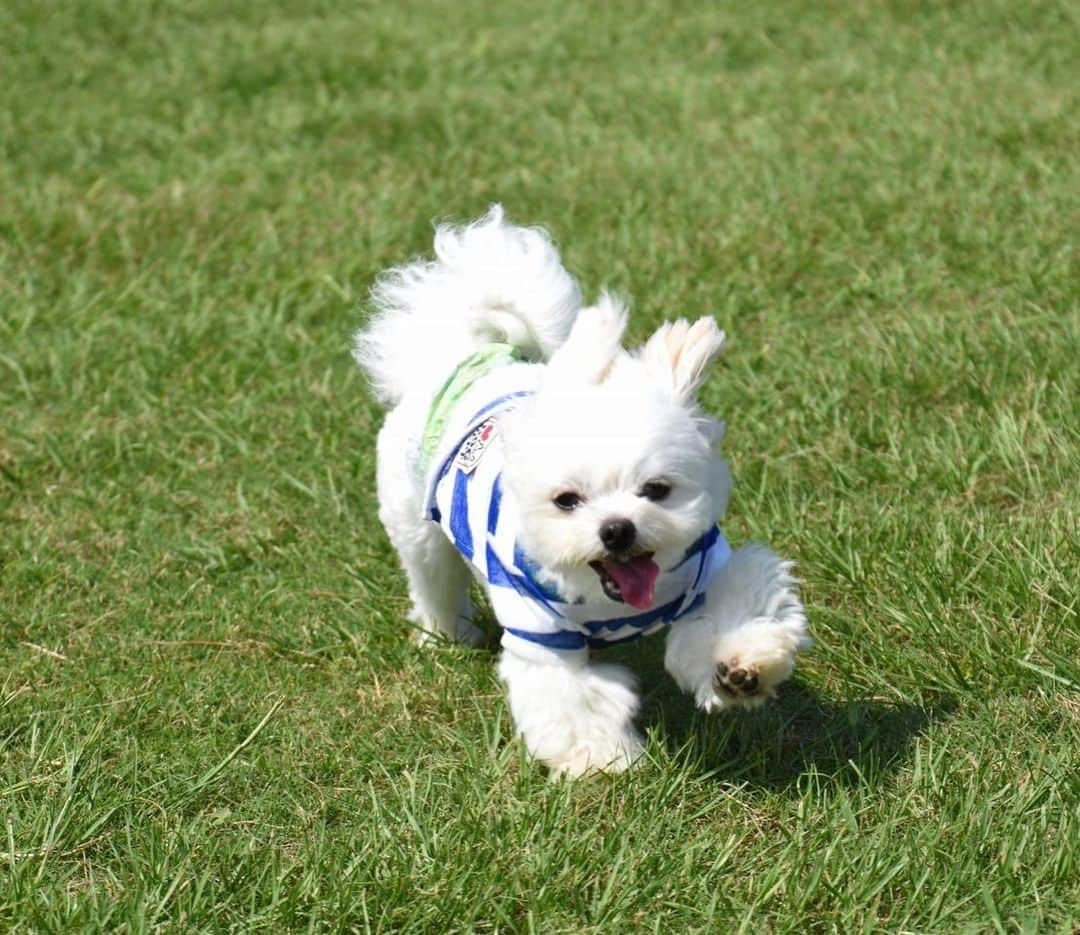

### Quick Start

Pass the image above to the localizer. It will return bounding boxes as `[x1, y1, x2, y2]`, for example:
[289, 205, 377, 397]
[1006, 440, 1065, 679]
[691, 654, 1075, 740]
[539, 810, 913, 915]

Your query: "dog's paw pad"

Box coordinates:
[714, 661, 763, 699]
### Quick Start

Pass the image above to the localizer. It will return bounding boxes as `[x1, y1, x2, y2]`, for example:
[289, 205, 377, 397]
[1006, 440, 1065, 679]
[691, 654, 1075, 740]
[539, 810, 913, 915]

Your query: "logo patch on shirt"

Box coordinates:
[454, 419, 497, 473]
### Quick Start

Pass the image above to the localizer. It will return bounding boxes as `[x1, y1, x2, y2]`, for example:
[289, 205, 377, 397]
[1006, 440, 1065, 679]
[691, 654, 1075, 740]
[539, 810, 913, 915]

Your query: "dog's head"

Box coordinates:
[501, 295, 730, 609]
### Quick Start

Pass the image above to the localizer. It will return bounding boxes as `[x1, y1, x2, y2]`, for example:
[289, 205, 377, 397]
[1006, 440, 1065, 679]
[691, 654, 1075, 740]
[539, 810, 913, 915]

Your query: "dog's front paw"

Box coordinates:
[713, 660, 763, 700]
[700, 618, 805, 712]
[666, 545, 810, 714]
[545, 726, 645, 778]
[500, 656, 645, 778]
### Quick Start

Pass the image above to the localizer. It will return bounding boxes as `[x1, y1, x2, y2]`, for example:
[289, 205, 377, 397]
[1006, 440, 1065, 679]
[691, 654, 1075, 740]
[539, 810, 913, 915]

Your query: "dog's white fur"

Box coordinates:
[355, 206, 810, 776]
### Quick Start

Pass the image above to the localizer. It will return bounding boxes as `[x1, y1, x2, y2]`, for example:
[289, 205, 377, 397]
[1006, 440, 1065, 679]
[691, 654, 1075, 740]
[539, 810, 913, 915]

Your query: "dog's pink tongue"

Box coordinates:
[604, 555, 660, 610]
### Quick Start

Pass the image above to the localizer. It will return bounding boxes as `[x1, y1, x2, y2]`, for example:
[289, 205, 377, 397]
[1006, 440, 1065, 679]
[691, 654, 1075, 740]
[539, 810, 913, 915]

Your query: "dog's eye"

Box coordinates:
[553, 491, 583, 512]
[640, 480, 672, 502]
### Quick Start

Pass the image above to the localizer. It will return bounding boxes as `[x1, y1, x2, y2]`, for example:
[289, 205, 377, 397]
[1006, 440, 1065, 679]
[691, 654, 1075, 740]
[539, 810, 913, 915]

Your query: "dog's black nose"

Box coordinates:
[599, 518, 636, 553]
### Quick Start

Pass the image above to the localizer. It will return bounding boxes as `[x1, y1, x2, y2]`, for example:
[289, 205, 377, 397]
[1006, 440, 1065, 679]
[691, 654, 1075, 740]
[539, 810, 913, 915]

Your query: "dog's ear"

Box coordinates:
[639, 317, 726, 402]
[699, 415, 726, 449]
[546, 292, 627, 385]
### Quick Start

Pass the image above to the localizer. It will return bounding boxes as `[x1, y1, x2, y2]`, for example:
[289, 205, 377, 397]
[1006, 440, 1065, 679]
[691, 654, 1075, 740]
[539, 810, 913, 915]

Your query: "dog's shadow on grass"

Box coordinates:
[636, 662, 953, 789]
[469, 616, 949, 787]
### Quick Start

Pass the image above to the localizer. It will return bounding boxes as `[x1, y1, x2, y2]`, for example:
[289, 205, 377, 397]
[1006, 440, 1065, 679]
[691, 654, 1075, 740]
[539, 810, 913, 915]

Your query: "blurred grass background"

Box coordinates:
[1, 0, 1077, 930]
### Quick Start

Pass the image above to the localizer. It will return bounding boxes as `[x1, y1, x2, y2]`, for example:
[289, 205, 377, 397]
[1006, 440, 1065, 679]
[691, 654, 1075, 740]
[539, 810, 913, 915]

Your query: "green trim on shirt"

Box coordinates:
[419, 343, 524, 471]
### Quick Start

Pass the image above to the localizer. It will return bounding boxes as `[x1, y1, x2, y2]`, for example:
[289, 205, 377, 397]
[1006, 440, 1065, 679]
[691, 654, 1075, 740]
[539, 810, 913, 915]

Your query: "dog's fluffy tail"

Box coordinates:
[353, 205, 582, 406]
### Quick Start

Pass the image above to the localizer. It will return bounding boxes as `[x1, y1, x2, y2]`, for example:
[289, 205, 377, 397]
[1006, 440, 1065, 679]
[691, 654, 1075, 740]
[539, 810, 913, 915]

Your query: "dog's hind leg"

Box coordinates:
[375, 405, 482, 647]
[394, 521, 481, 647]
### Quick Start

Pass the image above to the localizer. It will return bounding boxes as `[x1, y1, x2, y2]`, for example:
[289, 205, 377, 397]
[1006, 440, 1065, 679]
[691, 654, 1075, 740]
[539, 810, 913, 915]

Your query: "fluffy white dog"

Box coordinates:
[354, 206, 809, 776]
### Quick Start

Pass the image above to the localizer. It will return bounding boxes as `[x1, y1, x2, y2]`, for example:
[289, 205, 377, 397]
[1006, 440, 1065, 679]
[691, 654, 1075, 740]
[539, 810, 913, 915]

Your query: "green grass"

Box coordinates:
[2, 0, 1078, 929]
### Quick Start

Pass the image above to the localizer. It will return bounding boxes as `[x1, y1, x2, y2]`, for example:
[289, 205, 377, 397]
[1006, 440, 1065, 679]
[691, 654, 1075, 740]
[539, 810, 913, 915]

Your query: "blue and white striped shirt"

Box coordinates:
[421, 360, 732, 664]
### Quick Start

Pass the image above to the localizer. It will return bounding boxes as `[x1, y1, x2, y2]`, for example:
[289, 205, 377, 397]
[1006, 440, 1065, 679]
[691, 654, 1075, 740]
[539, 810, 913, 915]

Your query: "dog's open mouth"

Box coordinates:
[589, 553, 660, 610]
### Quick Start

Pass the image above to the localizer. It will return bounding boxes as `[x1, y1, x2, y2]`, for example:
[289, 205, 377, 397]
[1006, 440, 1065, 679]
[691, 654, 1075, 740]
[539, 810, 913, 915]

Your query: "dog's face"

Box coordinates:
[501, 298, 730, 609]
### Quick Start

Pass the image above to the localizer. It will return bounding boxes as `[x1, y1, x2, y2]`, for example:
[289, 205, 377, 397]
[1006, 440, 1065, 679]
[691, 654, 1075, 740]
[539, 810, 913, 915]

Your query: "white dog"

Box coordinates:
[354, 206, 809, 776]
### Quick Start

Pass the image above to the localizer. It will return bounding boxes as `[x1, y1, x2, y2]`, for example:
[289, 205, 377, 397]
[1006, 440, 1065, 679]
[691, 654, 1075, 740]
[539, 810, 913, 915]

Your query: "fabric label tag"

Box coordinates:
[454, 419, 497, 473]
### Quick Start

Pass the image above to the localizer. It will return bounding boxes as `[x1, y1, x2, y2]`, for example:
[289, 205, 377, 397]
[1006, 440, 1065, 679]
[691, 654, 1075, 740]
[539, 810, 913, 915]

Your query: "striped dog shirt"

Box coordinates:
[421, 346, 732, 664]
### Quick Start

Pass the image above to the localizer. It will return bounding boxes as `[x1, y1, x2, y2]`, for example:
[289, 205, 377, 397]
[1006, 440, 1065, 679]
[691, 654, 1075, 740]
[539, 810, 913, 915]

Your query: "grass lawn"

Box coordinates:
[2, 0, 1078, 929]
